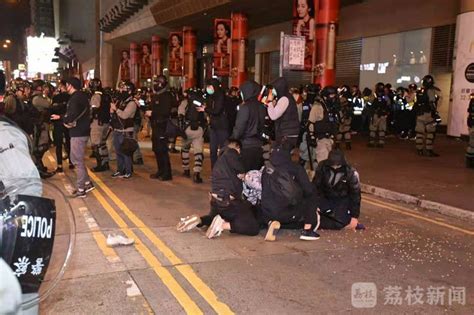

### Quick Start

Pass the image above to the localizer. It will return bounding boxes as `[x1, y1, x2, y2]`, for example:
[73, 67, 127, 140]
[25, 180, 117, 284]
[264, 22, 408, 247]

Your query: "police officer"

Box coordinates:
[89, 78, 111, 172]
[298, 83, 320, 167]
[466, 93, 474, 168]
[178, 88, 206, 183]
[335, 86, 353, 150]
[413, 75, 441, 157]
[307, 86, 340, 167]
[368, 82, 390, 148]
[146, 75, 173, 181]
[31, 79, 55, 177]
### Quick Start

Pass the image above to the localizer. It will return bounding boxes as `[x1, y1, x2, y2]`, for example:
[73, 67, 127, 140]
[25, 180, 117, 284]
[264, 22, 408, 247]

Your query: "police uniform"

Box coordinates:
[413, 88, 439, 155]
[308, 96, 339, 166]
[368, 94, 390, 147]
[335, 95, 353, 150]
[90, 91, 111, 172]
[178, 98, 205, 179]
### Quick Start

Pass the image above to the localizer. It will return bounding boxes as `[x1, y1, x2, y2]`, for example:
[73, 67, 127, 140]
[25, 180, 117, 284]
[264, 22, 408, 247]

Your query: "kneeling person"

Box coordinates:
[177, 139, 260, 238]
[313, 149, 364, 230]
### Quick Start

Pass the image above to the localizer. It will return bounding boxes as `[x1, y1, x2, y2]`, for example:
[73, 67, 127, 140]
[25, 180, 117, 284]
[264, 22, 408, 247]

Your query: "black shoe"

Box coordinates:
[55, 166, 64, 173]
[133, 158, 144, 165]
[92, 163, 110, 173]
[345, 143, 352, 150]
[169, 148, 180, 154]
[425, 150, 440, 157]
[300, 229, 320, 241]
[417, 149, 424, 156]
[112, 171, 122, 178]
[120, 173, 132, 179]
[84, 182, 95, 193]
[183, 170, 191, 178]
[158, 175, 172, 181]
[72, 189, 86, 198]
[193, 172, 203, 184]
[39, 170, 56, 179]
[150, 173, 160, 179]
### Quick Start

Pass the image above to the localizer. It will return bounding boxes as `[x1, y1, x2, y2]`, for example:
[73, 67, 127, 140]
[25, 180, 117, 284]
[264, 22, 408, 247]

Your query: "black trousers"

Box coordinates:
[315, 195, 352, 230]
[258, 194, 319, 229]
[210, 128, 229, 169]
[53, 123, 71, 166]
[241, 146, 264, 172]
[200, 198, 260, 236]
[152, 132, 172, 178]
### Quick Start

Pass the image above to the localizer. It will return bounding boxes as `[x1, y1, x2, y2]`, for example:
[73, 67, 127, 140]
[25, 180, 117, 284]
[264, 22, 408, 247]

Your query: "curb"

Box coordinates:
[361, 183, 474, 222]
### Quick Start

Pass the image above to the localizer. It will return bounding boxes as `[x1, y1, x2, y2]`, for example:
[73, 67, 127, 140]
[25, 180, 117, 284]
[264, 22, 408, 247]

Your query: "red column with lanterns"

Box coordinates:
[314, 0, 339, 87]
[183, 27, 197, 90]
[130, 42, 140, 87]
[230, 13, 248, 88]
[151, 35, 162, 77]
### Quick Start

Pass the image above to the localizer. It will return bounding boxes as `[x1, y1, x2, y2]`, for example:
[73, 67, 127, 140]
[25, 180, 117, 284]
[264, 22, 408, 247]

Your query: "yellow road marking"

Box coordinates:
[362, 196, 474, 236]
[78, 207, 121, 264]
[91, 188, 203, 315]
[89, 171, 234, 315]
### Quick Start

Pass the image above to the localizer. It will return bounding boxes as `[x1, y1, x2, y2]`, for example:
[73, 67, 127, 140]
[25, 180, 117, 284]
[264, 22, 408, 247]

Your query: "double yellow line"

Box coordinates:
[88, 171, 234, 315]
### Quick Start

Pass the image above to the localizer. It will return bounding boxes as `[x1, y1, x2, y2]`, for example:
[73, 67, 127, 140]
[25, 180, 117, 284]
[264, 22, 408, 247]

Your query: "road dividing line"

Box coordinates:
[91, 186, 203, 315]
[88, 171, 235, 315]
[362, 196, 474, 236]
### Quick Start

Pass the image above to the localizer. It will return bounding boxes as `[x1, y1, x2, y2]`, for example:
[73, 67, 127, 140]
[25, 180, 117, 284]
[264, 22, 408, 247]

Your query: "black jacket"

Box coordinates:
[211, 147, 245, 197]
[313, 159, 361, 218]
[205, 79, 228, 131]
[231, 80, 266, 148]
[151, 88, 174, 136]
[261, 148, 313, 220]
[271, 77, 300, 139]
[63, 91, 90, 137]
[225, 95, 240, 133]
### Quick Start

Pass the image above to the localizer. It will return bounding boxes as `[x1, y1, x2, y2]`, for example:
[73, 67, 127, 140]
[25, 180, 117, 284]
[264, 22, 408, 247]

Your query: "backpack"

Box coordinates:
[261, 162, 303, 210]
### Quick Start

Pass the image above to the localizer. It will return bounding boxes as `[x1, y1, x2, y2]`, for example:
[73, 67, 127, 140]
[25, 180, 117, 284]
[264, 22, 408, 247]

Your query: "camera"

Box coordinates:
[188, 88, 207, 107]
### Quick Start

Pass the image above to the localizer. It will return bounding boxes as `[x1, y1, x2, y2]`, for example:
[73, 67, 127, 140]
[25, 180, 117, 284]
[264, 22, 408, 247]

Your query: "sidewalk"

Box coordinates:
[344, 134, 474, 212]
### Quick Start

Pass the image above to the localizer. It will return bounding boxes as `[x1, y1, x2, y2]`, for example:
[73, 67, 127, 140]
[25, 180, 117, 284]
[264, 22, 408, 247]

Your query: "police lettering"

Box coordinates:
[20, 215, 53, 239]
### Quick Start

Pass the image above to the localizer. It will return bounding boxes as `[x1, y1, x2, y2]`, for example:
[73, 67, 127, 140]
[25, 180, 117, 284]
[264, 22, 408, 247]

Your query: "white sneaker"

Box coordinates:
[106, 234, 135, 247]
[206, 215, 225, 239]
[177, 215, 201, 233]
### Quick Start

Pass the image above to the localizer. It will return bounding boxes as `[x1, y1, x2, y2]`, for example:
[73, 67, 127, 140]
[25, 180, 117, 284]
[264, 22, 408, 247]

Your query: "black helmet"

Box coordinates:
[152, 75, 167, 91]
[396, 87, 407, 95]
[118, 80, 135, 94]
[320, 86, 338, 99]
[408, 83, 417, 90]
[422, 75, 434, 88]
[306, 83, 319, 95]
[32, 79, 45, 91]
[362, 88, 372, 97]
[88, 78, 102, 92]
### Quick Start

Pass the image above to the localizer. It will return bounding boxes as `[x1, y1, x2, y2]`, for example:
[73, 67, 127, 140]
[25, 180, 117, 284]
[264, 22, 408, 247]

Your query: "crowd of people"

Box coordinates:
[1, 72, 473, 240]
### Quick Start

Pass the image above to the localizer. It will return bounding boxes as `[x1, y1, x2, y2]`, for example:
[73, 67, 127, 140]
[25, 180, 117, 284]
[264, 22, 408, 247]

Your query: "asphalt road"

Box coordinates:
[37, 149, 473, 314]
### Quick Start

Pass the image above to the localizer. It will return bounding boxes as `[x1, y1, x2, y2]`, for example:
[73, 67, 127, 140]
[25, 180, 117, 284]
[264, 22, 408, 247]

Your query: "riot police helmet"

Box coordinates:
[88, 78, 103, 92]
[422, 75, 434, 88]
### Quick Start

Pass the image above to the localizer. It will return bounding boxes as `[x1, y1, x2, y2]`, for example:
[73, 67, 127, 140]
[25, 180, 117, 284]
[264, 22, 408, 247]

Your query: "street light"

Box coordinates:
[5, 39, 11, 44]
[2, 44, 8, 48]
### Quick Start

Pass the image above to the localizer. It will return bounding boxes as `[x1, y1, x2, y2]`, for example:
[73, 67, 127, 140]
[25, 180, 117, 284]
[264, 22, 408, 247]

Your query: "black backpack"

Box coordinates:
[261, 162, 303, 211]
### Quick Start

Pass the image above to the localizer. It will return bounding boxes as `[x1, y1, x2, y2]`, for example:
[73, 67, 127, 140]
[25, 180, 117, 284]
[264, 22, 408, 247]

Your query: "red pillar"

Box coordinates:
[314, 0, 339, 87]
[151, 35, 162, 77]
[130, 42, 140, 87]
[230, 13, 248, 88]
[183, 27, 197, 90]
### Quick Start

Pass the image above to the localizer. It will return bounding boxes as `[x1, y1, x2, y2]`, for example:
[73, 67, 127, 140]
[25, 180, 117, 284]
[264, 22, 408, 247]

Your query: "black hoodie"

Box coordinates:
[205, 79, 228, 131]
[271, 77, 300, 139]
[211, 146, 245, 197]
[231, 80, 266, 147]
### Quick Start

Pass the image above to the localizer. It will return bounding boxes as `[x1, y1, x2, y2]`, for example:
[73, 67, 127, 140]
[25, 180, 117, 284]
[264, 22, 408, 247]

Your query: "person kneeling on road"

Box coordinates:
[176, 139, 260, 238]
[313, 149, 364, 230]
[260, 143, 321, 241]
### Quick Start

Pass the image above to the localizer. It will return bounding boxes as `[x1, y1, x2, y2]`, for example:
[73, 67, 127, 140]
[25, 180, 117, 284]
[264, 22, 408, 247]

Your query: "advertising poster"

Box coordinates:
[448, 11, 474, 137]
[140, 42, 152, 80]
[117, 49, 131, 82]
[213, 19, 232, 76]
[169, 32, 184, 77]
[292, 0, 316, 71]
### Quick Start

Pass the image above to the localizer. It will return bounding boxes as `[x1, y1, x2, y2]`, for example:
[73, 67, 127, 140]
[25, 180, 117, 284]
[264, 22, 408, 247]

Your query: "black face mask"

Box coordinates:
[119, 91, 130, 101]
[325, 96, 338, 108]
